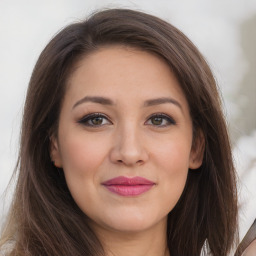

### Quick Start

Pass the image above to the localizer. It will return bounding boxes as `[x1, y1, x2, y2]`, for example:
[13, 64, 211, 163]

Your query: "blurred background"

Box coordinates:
[0, 0, 255, 241]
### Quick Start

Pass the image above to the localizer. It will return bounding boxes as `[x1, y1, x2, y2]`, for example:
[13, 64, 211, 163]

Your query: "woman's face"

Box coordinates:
[51, 46, 203, 234]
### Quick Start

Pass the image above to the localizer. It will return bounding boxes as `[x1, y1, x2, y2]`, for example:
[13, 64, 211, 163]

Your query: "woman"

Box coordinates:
[0, 8, 238, 256]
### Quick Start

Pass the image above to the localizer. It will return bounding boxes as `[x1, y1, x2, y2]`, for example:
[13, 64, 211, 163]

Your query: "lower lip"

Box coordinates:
[103, 184, 154, 196]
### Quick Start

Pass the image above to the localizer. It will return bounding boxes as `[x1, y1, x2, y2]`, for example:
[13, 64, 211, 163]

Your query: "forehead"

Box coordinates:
[64, 45, 188, 108]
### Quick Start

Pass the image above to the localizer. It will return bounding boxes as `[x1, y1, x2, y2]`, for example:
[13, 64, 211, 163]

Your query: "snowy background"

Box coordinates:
[0, 0, 255, 240]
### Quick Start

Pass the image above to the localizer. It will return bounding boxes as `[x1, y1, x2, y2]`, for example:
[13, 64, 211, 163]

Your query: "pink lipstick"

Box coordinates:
[101, 176, 155, 196]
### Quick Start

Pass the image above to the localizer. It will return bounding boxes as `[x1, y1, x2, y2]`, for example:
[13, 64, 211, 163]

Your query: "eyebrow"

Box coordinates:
[143, 97, 183, 110]
[72, 96, 114, 109]
[72, 96, 183, 111]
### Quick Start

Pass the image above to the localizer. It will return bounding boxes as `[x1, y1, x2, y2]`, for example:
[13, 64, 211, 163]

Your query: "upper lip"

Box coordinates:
[101, 176, 155, 186]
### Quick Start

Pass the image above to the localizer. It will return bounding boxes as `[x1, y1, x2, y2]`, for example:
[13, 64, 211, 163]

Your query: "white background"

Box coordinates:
[0, 0, 256, 240]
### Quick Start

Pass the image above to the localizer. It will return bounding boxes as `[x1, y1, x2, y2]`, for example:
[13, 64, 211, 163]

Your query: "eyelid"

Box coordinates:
[145, 113, 176, 126]
[77, 112, 112, 126]
[77, 112, 176, 127]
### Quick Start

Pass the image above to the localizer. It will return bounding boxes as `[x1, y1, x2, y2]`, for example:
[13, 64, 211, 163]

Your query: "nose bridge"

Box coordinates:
[110, 121, 148, 165]
[120, 122, 140, 151]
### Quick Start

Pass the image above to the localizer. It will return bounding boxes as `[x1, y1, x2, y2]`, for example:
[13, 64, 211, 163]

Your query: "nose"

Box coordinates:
[110, 125, 149, 166]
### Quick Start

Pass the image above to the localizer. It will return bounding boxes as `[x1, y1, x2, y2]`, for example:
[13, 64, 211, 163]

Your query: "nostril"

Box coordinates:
[116, 159, 144, 165]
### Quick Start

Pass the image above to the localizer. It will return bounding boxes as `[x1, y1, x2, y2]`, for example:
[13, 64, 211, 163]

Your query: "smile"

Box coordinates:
[101, 176, 155, 196]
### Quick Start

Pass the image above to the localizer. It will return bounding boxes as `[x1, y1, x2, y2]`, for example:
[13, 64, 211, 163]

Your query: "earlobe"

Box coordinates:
[189, 130, 205, 169]
[50, 136, 63, 168]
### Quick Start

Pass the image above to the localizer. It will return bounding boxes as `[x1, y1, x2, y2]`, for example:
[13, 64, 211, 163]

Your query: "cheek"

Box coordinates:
[60, 134, 107, 177]
[58, 134, 108, 213]
[153, 139, 191, 207]
[154, 137, 192, 171]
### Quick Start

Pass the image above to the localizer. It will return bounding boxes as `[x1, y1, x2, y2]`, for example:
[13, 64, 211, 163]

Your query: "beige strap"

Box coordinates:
[235, 219, 256, 256]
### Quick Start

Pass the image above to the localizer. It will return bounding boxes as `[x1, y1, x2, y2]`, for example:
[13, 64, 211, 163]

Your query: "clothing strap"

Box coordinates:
[235, 219, 256, 256]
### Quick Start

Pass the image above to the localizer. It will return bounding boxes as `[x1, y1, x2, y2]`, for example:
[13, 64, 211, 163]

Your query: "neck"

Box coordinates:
[91, 219, 170, 256]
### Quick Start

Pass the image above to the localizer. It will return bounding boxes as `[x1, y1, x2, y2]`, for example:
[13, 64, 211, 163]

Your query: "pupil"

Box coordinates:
[92, 117, 103, 125]
[152, 117, 162, 125]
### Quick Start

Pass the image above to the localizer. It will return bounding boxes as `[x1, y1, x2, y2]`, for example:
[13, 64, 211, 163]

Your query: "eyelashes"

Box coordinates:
[145, 113, 176, 127]
[77, 112, 176, 128]
[78, 113, 112, 126]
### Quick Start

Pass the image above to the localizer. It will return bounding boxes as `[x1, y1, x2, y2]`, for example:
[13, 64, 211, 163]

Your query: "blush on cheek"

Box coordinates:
[61, 138, 106, 176]
[156, 142, 191, 167]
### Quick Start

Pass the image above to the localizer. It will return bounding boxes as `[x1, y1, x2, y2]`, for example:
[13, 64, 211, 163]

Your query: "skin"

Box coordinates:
[242, 240, 256, 256]
[51, 46, 204, 256]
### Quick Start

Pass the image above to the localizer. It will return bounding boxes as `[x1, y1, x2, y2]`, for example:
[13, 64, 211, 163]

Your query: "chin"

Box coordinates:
[100, 210, 166, 233]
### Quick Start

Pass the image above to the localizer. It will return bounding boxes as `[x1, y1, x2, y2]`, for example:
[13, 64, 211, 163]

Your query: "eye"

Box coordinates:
[78, 113, 112, 127]
[145, 113, 176, 127]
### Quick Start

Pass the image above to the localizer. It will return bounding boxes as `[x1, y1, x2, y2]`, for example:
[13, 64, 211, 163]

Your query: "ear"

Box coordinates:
[50, 135, 63, 168]
[189, 129, 205, 169]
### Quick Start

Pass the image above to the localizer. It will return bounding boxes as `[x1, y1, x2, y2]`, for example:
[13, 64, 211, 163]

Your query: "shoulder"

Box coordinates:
[242, 239, 256, 256]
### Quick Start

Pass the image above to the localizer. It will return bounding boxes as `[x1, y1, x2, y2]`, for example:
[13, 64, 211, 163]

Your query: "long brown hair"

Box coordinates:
[0, 8, 237, 256]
